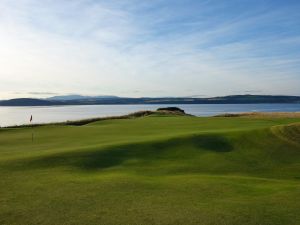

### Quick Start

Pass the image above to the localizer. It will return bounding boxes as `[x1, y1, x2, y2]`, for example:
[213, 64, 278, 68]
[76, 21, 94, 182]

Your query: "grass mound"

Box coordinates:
[271, 123, 300, 146]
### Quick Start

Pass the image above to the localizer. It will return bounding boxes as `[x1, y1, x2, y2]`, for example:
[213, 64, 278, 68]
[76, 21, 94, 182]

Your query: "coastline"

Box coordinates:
[2, 111, 300, 129]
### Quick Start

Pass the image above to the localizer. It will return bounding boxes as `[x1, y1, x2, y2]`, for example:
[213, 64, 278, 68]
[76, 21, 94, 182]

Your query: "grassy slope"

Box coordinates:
[1, 115, 300, 225]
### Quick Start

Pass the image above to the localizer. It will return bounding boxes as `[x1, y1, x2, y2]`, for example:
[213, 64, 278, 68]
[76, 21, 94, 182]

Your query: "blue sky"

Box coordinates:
[0, 0, 300, 99]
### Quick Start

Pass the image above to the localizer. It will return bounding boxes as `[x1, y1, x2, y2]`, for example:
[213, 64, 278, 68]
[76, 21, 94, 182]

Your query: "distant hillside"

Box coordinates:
[208, 95, 300, 103]
[0, 95, 300, 106]
[0, 98, 58, 106]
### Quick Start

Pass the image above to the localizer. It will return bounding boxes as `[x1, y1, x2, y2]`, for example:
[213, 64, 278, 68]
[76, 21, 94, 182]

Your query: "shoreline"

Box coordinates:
[2, 111, 300, 129]
[2, 108, 190, 128]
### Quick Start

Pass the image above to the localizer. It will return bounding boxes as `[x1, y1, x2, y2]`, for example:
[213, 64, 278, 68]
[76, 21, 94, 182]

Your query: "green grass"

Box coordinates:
[1, 115, 300, 225]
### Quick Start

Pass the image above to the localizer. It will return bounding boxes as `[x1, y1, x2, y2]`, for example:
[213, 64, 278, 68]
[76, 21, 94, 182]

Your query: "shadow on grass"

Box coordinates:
[192, 135, 232, 152]
[7, 134, 233, 171]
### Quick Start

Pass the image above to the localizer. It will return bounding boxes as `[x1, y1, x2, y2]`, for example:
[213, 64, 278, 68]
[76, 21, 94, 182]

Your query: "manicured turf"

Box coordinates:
[1, 115, 300, 225]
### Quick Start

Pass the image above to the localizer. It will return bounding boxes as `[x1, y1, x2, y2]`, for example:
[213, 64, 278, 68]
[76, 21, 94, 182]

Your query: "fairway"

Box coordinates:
[1, 115, 300, 225]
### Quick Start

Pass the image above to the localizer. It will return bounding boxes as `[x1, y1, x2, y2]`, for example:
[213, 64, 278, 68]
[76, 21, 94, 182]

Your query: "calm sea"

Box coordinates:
[0, 104, 300, 127]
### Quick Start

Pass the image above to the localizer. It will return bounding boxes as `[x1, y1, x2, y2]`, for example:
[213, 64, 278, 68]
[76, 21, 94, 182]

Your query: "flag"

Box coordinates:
[30, 115, 33, 122]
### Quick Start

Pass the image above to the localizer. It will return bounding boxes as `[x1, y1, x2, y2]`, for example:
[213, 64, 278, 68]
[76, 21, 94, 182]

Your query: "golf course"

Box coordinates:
[1, 111, 300, 225]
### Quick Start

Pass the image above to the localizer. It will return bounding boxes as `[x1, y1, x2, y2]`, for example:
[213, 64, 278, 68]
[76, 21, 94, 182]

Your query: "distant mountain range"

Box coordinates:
[0, 95, 300, 106]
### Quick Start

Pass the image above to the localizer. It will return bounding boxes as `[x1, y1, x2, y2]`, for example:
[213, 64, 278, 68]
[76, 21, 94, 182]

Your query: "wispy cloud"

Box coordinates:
[0, 0, 300, 99]
[27, 92, 59, 96]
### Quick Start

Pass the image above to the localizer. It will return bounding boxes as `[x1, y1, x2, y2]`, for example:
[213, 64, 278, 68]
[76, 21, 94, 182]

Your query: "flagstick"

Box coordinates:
[31, 122, 33, 142]
[30, 115, 33, 142]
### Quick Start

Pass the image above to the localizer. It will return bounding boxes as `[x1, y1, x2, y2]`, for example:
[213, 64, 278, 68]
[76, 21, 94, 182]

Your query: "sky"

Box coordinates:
[0, 0, 300, 99]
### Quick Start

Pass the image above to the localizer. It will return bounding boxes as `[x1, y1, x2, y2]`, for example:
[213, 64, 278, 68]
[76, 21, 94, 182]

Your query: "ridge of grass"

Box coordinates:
[271, 123, 300, 146]
[215, 112, 300, 118]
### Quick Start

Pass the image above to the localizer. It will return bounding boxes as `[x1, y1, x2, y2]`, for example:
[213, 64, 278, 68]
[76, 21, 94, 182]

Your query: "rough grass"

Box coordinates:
[216, 112, 300, 118]
[1, 115, 300, 225]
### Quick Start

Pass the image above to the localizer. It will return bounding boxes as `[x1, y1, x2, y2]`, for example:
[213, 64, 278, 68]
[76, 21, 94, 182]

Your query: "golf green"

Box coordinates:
[1, 115, 300, 225]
